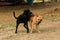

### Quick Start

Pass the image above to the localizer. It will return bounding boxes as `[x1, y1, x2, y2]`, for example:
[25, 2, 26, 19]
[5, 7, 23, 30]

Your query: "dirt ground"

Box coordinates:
[0, 3, 60, 40]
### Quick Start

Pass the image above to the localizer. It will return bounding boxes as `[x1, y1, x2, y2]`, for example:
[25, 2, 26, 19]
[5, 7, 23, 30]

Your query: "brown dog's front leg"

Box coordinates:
[36, 25, 40, 33]
[30, 23, 34, 33]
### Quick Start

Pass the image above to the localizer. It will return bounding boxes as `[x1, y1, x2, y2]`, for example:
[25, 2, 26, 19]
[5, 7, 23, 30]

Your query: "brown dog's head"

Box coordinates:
[37, 16, 42, 20]
[36, 15, 42, 24]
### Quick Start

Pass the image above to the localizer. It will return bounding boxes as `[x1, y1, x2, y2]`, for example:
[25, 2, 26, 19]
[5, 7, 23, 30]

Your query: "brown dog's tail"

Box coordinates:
[13, 11, 17, 19]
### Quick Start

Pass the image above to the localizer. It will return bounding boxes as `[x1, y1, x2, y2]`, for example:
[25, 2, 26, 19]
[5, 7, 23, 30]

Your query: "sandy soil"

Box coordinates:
[0, 3, 60, 40]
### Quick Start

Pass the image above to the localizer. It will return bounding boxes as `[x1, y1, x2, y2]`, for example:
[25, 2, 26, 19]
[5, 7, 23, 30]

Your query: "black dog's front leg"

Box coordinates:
[24, 22, 29, 33]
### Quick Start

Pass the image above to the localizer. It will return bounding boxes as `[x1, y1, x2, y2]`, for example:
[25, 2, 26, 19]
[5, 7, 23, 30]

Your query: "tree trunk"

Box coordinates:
[51, 0, 57, 2]
[42, 0, 44, 3]
[55, 0, 57, 2]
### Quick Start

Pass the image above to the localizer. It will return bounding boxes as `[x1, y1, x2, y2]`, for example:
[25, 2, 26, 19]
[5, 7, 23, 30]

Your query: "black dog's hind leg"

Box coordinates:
[24, 22, 29, 33]
[15, 21, 20, 33]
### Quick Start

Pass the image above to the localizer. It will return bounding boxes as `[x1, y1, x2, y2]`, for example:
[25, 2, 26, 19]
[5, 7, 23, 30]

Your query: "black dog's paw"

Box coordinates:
[15, 31, 17, 34]
[27, 30, 29, 33]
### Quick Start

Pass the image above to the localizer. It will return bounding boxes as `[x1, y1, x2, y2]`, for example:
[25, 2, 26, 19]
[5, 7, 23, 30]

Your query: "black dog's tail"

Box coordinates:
[13, 11, 17, 19]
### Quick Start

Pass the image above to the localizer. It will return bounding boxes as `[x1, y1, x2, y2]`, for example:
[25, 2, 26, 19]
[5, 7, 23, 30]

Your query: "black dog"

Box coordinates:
[13, 9, 32, 33]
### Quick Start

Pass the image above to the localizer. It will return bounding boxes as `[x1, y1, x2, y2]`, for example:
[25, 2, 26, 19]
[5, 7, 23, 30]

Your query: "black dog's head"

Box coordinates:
[23, 9, 32, 20]
[23, 9, 32, 16]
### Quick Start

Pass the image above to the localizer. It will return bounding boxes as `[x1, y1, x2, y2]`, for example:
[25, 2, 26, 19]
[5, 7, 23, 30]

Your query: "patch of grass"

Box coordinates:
[43, 14, 60, 22]
[0, 22, 15, 29]
[40, 26, 60, 33]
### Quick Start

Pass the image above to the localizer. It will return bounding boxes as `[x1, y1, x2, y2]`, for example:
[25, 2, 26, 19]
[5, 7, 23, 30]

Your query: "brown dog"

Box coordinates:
[29, 14, 42, 33]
